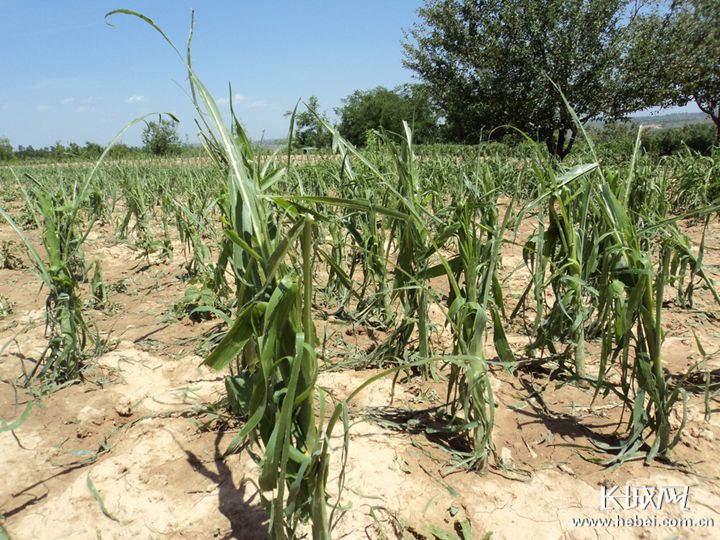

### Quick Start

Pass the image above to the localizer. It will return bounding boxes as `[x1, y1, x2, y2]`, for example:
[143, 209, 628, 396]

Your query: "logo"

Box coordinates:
[600, 485, 690, 511]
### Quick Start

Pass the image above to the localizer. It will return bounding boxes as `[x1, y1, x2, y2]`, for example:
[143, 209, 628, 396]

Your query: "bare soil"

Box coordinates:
[1, 214, 720, 539]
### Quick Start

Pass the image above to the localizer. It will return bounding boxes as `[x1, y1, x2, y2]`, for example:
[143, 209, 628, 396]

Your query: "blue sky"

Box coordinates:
[0, 0, 425, 148]
[0, 1, 700, 149]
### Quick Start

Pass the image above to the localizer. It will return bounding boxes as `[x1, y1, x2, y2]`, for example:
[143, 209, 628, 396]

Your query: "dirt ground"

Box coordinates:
[1, 212, 720, 539]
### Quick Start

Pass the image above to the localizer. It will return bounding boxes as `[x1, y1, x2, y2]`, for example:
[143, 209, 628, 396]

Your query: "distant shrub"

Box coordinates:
[588, 122, 717, 160]
[142, 116, 181, 156]
[0, 136, 13, 161]
[642, 123, 717, 156]
[590, 123, 638, 161]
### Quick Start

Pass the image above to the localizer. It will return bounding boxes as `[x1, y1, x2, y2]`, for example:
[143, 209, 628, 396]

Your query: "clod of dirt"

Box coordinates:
[77, 405, 105, 425]
[499, 447, 514, 468]
[76, 427, 94, 439]
[344, 326, 366, 336]
[114, 397, 133, 417]
[689, 426, 714, 442]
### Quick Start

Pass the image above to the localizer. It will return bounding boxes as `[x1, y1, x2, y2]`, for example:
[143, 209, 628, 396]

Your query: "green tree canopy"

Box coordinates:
[626, 1, 719, 139]
[403, 0, 645, 159]
[142, 115, 181, 155]
[286, 96, 332, 149]
[83, 142, 104, 159]
[0, 137, 13, 161]
[336, 84, 440, 146]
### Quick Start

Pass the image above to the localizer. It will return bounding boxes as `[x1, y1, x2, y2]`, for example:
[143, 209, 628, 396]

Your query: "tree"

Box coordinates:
[0, 137, 13, 161]
[286, 96, 332, 148]
[67, 142, 81, 157]
[403, 0, 643, 159]
[82, 142, 104, 159]
[107, 143, 132, 159]
[336, 84, 440, 146]
[51, 141, 66, 161]
[142, 115, 181, 155]
[626, 1, 719, 139]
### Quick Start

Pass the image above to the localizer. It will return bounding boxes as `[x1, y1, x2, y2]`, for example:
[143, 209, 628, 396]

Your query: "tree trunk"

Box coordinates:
[545, 126, 578, 161]
[695, 98, 720, 142]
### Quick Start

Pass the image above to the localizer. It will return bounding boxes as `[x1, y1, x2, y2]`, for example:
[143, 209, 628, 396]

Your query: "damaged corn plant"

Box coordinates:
[0, 165, 102, 384]
[296, 122, 509, 469]
[96, 8, 720, 539]
[439, 161, 516, 469]
[583, 128, 719, 463]
[106, 10, 352, 538]
[515, 112, 720, 464]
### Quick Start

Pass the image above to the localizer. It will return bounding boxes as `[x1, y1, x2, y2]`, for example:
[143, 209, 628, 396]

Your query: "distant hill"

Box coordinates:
[587, 112, 712, 130]
[628, 112, 711, 129]
[254, 138, 287, 150]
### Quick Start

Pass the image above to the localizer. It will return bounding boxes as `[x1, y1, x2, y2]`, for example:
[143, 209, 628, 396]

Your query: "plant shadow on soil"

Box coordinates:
[183, 430, 269, 540]
[362, 374, 625, 463]
[362, 405, 475, 454]
[1, 428, 98, 522]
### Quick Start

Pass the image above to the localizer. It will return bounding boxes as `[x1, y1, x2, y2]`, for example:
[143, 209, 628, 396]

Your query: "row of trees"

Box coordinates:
[0, 139, 116, 161]
[6, 1, 716, 162]
[296, 0, 717, 159]
[288, 87, 441, 149]
[0, 117, 183, 161]
[402, 0, 718, 158]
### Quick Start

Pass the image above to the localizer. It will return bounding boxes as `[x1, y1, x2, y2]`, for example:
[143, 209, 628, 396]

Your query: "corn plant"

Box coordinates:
[201, 110, 333, 539]
[117, 171, 151, 240]
[312, 142, 396, 325]
[89, 260, 110, 310]
[173, 174, 217, 279]
[309, 123, 445, 368]
[439, 163, 516, 469]
[105, 10, 352, 537]
[356, 125, 436, 365]
[117, 170, 170, 263]
[0, 165, 116, 383]
[567, 114, 719, 462]
[298, 123, 514, 466]
[665, 151, 719, 213]
[514, 159, 598, 377]
[0, 181, 94, 384]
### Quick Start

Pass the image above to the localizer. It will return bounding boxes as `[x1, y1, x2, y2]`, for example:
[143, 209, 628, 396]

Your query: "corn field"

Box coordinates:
[1, 11, 720, 540]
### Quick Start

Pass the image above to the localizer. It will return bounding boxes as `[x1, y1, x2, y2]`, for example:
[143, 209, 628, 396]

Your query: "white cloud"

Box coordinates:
[217, 93, 245, 106]
[126, 95, 148, 104]
[61, 97, 74, 105]
[36, 104, 50, 112]
[75, 105, 95, 113]
[249, 99, 269, 109]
